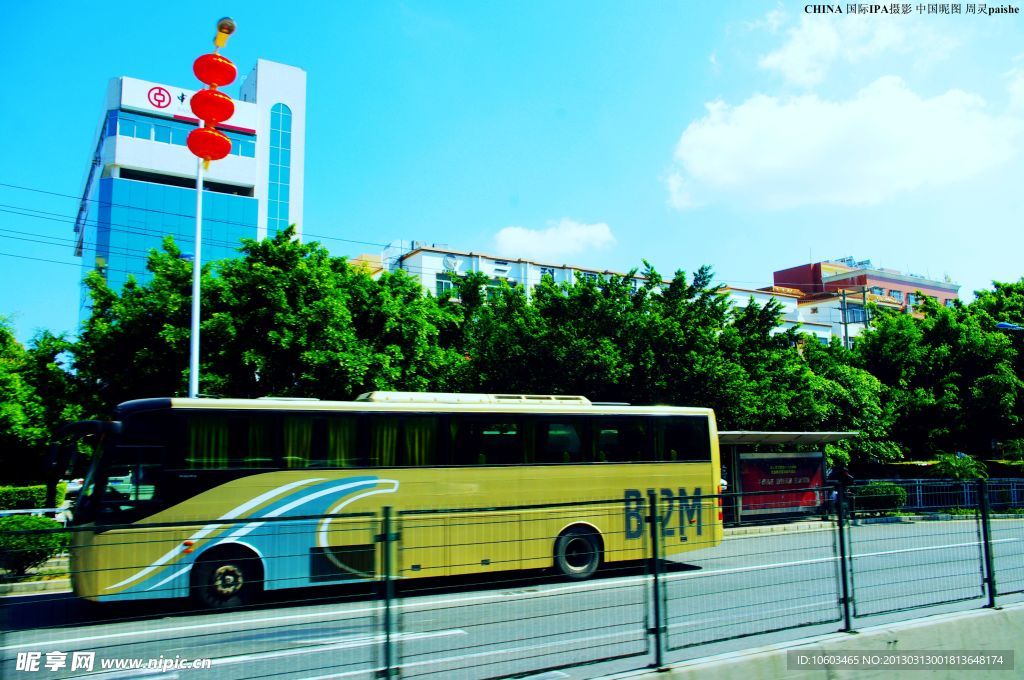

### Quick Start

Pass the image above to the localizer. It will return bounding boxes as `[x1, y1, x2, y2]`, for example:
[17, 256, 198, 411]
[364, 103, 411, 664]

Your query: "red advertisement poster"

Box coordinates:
[739, 452, 824, 515]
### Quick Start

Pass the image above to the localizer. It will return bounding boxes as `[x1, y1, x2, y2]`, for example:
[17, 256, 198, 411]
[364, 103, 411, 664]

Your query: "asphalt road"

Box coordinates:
[2, 517, 1022, 680]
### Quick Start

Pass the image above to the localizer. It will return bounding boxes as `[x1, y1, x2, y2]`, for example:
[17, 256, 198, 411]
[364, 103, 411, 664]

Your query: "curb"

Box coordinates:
[724, 521, 833, 537]
[0, 578, 71, 596]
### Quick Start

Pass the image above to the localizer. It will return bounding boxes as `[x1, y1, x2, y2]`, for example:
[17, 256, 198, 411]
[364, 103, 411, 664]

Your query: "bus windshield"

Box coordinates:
[75, 431, 164, 524]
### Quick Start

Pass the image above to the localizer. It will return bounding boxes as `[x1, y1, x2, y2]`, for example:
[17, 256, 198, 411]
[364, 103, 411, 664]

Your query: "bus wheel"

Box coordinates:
[554, 526, 602, 580]
[191, 551, 262, 609]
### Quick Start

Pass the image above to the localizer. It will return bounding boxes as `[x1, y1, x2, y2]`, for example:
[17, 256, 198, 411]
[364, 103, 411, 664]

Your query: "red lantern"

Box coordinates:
[187, 127, 232, 161]
[193, 53, 237, 88]
[190, 89, 235, 125]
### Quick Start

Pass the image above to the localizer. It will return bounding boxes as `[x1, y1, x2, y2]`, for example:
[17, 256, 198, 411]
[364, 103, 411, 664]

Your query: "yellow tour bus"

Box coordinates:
[53, 392, 723, 608]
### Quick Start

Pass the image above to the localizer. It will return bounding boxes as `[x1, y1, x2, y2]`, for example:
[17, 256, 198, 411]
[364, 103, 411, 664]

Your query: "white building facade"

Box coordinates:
[74, 60, 306, 317]
[382, 241, 648, 299]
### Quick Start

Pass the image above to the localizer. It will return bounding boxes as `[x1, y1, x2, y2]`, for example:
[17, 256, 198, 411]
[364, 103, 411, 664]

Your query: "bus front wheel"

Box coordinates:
[554, 526, 602, 580]
[191, 550, 262, 609]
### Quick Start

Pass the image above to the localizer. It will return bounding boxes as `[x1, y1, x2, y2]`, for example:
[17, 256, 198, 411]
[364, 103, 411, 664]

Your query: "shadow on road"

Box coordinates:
[0, 559, 703, 634]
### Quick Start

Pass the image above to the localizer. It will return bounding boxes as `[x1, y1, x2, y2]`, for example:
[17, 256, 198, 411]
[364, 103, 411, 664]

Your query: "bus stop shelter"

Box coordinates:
[718, 431, 857, 525]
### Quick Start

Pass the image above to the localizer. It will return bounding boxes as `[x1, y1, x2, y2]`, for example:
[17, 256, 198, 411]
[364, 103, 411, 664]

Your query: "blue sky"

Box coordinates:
[1, 1, 1023, 344]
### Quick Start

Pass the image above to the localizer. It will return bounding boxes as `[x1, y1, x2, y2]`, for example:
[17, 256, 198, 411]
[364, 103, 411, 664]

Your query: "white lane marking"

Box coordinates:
[396, 628, 644, 671]
[209, 629, 466, 666]
[667, 600, 838, 629]
[6, 536, 1018, 651]
[106, 478, 325, 590]
[852, 537, 1016, 559]
[673, 537, 1019, 580]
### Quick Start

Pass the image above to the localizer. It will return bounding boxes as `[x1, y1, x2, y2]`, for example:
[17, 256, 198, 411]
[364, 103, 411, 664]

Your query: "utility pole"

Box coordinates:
[862, 285, 869, 329]
[841, 289, 849, 349]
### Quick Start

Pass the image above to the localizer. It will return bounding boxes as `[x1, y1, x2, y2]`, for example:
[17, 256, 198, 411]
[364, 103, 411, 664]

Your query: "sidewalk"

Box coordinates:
[0, 555, 70, 596]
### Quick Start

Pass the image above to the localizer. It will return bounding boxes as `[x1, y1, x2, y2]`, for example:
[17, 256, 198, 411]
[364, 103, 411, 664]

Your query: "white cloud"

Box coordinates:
[745, 7, 785, 34]
[759, 15, 951, 87]
[494, 218, 616, 262]
[667, 76, 1022, 210]
[1007, 59, 1024, 111]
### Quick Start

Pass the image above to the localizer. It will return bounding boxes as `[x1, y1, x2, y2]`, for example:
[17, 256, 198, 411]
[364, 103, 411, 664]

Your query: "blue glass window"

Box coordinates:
[267, 103, 292, 236]
[113, 110, 255, 156]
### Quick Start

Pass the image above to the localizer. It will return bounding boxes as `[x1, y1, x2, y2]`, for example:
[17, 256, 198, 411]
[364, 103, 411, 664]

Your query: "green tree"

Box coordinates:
[23, 331, 83, 438]
[0, 319, 48, 482]
[803, 338, 902, 467]
[73, 237, 199, 412]
[203, 228, 371, 398]
[855, 297, 1022, 457]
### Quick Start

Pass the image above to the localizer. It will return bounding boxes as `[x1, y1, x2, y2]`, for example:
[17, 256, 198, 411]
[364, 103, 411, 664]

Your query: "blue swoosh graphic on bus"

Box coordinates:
[105, 475, 389, 599]
[106, 477, 325, 591]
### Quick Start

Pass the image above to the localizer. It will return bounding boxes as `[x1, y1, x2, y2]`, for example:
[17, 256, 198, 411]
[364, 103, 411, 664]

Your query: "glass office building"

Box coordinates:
[75, 60, 306, 319]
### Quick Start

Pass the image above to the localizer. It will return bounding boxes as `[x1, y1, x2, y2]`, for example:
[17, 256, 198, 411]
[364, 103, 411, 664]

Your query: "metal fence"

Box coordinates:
[1, 479, 1023, 679]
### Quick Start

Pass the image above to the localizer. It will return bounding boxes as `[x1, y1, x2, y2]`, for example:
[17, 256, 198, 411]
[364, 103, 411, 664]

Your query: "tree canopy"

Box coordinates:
[2, 232, 1022, 481]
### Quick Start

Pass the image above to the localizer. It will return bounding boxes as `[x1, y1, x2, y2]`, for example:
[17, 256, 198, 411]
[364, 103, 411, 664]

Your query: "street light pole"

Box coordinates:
[185, 18, 237, 398]
[188, 158, 205, 398]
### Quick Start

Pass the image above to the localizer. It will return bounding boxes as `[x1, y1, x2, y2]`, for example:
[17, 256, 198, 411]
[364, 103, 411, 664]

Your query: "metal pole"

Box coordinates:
[379, 507, 395, 678]
[188, 158, 204, 398]
[834, 481, 854, 632]
[978, 480, 998, 608]
[646, 490, 665, 669]
[841, 290, 849, 350]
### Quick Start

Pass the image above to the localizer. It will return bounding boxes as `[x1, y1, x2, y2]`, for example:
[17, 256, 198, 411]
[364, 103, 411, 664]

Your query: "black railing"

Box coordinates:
[1, 480, 1023, 679]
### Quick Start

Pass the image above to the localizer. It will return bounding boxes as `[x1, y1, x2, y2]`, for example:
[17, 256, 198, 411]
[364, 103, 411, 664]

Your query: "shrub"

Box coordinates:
[931, 452, 988, 480]
[0, 515, 69, 578]
[0, 483, 66, 510]
[850, 481, 907, 513]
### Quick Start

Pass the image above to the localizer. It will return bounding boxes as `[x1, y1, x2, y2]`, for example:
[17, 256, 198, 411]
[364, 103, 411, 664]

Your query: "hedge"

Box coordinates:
[0, 483, 66, 511]
[849, 481, 908, 513]
[0, 515, 69, 577]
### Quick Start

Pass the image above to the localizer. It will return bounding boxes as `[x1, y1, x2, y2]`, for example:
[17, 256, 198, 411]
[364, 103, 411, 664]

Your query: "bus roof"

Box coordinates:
[116, 394, 714, 418]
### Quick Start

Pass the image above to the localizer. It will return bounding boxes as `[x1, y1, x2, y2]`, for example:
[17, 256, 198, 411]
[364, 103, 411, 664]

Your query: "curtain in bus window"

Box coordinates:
[247, 418, 277, 467]
[325, 416, 356, 467]
[371, 417, 399, 467]
[188, 416, 229, 468]
[283, 417, 313, 468]
[404, 417, 437, 466]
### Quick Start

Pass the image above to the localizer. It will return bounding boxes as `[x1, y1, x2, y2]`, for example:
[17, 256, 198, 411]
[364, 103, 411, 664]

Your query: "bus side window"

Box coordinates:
[656, 416, 711, 462]
[369, 416, 401, 467]
[450, 417, 522, 465]
[537, 420, 586, 464]
[282, 416, 313, 468]
[368, 415, 440, 467]
[310, 415, 359, 467]
[246, 415, 282, 468]
[595, 417, 648, 462]
[402, 416, 438, 466]
[186, 415, 230, 468]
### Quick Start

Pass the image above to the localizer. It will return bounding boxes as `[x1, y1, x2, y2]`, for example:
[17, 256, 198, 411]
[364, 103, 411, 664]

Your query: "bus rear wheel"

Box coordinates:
[554, 526, 602, 580]
[191, 552, 262, 609]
